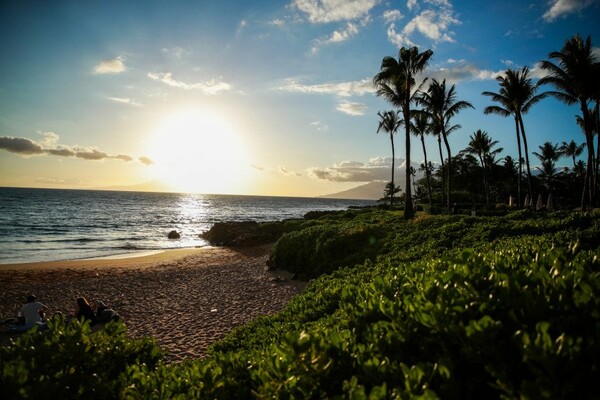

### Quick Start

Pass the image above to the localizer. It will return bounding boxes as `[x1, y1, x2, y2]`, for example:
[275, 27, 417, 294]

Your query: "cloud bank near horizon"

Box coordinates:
[0, 132, 153, 165]
[308, 157, 422, 183]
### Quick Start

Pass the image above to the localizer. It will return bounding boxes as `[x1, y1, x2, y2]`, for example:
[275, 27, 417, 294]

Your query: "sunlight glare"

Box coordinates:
[148, 108, 251, 194]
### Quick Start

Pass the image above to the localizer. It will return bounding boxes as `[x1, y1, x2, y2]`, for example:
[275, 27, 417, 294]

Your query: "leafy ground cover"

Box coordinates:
[2, 210, 599, 398]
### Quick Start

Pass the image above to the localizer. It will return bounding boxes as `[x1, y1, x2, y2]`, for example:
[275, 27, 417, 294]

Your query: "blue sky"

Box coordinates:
[1, 0, 599, 196]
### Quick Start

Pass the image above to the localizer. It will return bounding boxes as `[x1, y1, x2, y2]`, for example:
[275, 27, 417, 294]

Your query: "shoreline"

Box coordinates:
[0, 248, 205, 271]
[0, 244, 304, 362]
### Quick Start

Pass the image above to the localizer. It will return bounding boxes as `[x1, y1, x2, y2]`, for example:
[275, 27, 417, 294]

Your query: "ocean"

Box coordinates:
[0, 187, 375, 264]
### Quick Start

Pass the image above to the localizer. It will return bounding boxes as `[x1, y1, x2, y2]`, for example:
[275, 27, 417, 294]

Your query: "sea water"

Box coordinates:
[0, 187, 374, 264]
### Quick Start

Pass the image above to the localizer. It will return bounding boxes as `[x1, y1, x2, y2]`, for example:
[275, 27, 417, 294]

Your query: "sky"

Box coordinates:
[1, 0, 599, 197]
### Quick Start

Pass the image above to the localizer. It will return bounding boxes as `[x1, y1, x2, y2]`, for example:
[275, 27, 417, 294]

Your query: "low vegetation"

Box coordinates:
[2, 209, 600, 398]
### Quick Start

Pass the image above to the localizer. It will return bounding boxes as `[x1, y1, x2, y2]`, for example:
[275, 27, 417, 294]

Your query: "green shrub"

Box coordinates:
[0, 317, 162, 399]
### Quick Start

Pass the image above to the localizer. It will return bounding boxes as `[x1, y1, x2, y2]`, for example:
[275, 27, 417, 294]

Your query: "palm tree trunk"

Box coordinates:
[404, 84, 414, 219]
[580, 102, 595, 209]
[442, 129, 452, 212]
[518, 114, 534, 208]
[514, 117, 522, 208]
[438, 135, 445, 206]
[479, 154, 489, 204]
[591, 99, 600, 205]
[390, 134, 395, 208]
[420, 134, 433, 206]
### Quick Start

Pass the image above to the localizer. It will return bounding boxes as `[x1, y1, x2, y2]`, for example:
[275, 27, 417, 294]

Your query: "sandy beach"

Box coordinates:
[0, 245, 304, 362]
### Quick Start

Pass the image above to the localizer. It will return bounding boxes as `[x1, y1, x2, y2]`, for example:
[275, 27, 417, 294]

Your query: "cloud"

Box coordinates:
[0, 132, 151, 165]
[310, 15, 371, 53]
[542, 0, 596, 22]
[147, 72, 232, 95]
[279, 166, 302, 176]
[386, 0, 460, 47]
[251, 164, 265, 171]
[292, 0, 380, 23]
[269, 18, 285, 26]
[108, 97, 142, 106]
[0, 136, 43, 155]
[424, 61, 504, 84]
[403, 9, 459, 43]
[139, 156, 154, 165]
[310, 121, 330, 131]
[383, 9, 403, 23]
[336, 101, 367, 116]
[94, 58, 126, 74]
[387, 22, 416, 47]
[114, 154, 134, 162]
[161, 47, 190, 59]
[275, 77, 374, 96]
[307, 157, 418, 183]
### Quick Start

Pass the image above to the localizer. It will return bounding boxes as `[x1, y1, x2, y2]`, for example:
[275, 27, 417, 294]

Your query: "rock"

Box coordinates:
[168, 230, 180, 239]
[200, 221, 279, 247]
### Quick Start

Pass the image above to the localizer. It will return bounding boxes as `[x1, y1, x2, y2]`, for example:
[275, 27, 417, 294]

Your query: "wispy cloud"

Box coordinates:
[93, 57, 126, 74]
[108, 97, 142, 106]
[139, 156, 154, 166]
[161, 46, 190, 59]
[542, 0, 596, 22]
[383, 9, 403, 23]
[279, 166, 302, 176]
[425, 61, 504, 83]
[310, 121, 330, 131]
[292, 0, 380, 23]
[386, 0, 460, 47]
[269, 18, 286, 26]
[336, 101, 367, 116]
[311, 21, 360, 53]
[0, 132, 152, 165]
[293, 0, 378, 53]
[308, 157, 418, 182]
[147, 72, 232, 95]
[275, 77, 374, 97]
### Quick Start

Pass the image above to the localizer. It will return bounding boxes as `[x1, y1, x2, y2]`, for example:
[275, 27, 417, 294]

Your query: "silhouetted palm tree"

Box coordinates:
[540, 34, 598, 209]
[560, 139, 585, 170]
[464, 130, 503, 204]
[534, 141, 562, 193]
[418, 79, 474, 211]
[374, 46, 433, 219]
[483, 67, 547, 209]
[376, 110, 403, 207]
[410, 111, 433, 206]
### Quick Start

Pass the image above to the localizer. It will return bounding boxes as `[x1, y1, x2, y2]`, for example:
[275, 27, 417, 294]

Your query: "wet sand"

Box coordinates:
[0, 245, 304, 362]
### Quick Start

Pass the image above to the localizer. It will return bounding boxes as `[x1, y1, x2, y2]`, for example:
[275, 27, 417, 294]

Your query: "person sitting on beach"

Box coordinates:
[20, 294, 48, 328]
[93, 300, 120, 323]
[74, 297, 97, 325]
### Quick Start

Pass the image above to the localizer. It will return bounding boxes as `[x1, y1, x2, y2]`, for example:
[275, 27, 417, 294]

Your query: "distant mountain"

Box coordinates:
[322, 181, 388, 200]
[99, 180, 174, 193]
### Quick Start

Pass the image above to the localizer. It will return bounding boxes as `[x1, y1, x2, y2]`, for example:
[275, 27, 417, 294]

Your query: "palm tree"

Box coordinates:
[374, 46, 433, 219]
[483, 67, 547, 209]
[540, 34, 598, 209]
[503, 156, 519, 204]
[463, 130, 503, 204]
[376, 110, 403, 207]
[410, 111, 433, 206]
[534, 141, 562, 193]
[560, 139, 585, 170]
[418, 79, 474, 212]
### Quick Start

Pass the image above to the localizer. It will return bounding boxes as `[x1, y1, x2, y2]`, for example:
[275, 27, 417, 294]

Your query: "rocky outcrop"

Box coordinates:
[200, 221, 280, 247]
[168, 230, 181, 239]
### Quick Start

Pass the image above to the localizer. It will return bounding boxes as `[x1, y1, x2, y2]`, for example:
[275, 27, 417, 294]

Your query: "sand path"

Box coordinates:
[0, 245, 303, 362]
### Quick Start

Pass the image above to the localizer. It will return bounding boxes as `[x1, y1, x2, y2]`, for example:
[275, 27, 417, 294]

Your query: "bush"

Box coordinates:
[0, 317, 162, 399]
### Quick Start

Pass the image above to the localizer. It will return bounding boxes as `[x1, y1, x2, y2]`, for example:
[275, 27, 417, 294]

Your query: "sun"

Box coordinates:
[147, 108, 251, 194]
